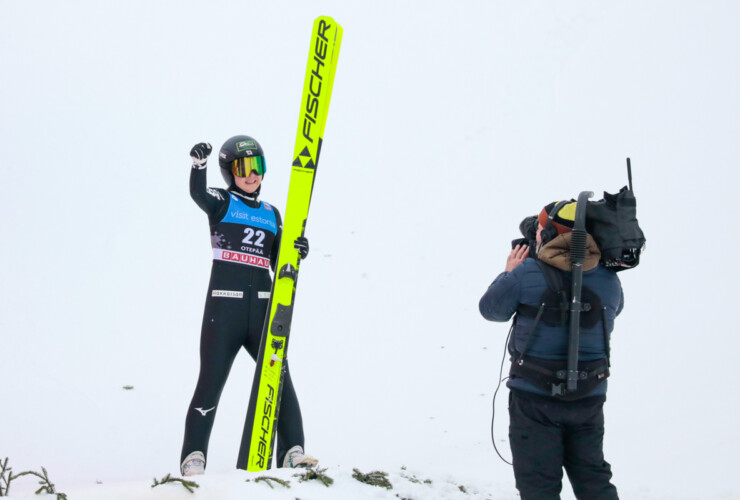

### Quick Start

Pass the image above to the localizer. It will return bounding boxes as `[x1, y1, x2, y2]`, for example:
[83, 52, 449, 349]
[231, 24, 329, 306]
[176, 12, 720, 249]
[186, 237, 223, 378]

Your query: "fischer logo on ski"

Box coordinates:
[292, 147, 315, 169]
[255, 383, 276, 469]
[301, 18, 332, 143]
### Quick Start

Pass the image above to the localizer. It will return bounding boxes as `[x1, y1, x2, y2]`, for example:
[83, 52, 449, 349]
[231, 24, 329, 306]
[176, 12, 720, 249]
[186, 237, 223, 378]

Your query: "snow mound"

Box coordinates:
[3, 464, 510, 500]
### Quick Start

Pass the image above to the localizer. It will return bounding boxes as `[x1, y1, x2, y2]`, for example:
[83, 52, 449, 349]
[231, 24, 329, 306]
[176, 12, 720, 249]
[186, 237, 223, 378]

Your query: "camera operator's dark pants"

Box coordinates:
[508, 390, 618, 500]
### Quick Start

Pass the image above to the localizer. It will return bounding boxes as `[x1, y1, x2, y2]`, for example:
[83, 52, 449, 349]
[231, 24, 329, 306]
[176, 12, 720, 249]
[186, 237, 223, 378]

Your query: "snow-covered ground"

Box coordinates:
[1, 2, 738, 499]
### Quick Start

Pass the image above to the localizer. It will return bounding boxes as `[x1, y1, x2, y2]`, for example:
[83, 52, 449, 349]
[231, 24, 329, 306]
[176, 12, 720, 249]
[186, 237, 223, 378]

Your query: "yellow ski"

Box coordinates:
[237, 15, 342, 471]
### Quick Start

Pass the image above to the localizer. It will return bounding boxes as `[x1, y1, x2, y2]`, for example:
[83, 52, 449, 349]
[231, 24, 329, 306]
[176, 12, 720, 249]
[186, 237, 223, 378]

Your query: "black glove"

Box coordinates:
[294, 236, 309, 260]
[190, 142, 212, 167]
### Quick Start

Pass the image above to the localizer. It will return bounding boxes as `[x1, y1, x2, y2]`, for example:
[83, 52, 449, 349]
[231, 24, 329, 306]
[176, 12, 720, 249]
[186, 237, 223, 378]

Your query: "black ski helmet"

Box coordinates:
[218, 135, 266, 187]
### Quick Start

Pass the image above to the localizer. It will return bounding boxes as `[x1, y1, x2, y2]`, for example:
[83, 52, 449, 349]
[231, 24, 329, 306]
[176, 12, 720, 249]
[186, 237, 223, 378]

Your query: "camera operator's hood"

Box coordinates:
[538, 233, 601, 272]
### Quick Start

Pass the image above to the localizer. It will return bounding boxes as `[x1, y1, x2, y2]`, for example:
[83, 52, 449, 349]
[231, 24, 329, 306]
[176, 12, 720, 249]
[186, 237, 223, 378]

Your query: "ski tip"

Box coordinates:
[314, 15, 343, 32]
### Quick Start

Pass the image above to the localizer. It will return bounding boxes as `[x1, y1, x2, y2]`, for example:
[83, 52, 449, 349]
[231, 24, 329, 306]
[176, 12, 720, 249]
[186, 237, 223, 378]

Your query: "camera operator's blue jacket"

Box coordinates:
[480, 234, 624, 397]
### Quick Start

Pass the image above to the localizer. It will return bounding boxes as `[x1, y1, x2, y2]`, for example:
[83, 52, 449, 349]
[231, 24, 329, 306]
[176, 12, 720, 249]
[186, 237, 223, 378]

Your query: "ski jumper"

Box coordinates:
[181, 165, 305, 468]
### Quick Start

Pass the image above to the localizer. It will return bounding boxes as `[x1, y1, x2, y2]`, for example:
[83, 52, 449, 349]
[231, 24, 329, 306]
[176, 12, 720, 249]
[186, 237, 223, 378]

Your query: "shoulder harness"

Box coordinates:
[509, 260, 611, 400]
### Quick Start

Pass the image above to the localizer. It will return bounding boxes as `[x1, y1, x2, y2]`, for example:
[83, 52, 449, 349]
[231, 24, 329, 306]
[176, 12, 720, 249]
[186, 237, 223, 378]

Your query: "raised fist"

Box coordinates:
[190, 142, 212, 167]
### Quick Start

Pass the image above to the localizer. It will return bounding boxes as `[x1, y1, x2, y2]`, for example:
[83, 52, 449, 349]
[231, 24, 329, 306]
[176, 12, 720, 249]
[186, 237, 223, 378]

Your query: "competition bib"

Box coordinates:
[211, 194, 278, 270]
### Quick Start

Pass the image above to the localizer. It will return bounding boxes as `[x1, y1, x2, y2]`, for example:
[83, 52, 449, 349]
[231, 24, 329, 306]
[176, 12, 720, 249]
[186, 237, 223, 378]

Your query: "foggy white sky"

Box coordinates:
[1, 2, 738, 499]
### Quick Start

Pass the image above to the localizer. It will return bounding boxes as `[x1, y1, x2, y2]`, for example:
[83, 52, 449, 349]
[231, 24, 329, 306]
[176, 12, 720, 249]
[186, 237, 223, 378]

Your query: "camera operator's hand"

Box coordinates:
[505, 244, 529, 272]
[190, 142, 212, 168]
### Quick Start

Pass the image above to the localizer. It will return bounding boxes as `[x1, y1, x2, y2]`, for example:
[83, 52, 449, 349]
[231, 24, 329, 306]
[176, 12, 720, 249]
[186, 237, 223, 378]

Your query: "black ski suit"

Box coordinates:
[181, 164, 305, 468]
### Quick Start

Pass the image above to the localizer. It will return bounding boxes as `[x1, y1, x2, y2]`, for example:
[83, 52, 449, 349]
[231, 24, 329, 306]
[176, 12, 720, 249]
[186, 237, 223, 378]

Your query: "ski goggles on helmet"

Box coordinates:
[232, 156, 266, 177]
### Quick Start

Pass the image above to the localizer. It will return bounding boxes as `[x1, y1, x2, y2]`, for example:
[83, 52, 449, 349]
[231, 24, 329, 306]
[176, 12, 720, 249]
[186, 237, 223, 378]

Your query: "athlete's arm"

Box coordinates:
[190, 165, 228, 220]
[188, 142, 229, 222]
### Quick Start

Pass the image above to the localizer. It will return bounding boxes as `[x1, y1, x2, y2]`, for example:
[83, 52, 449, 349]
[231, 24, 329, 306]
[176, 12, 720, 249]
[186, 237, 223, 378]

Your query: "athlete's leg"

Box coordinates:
[275, 362, 306, 466]
[181, 292, 246, 465]
[242, 281, 306, 467]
